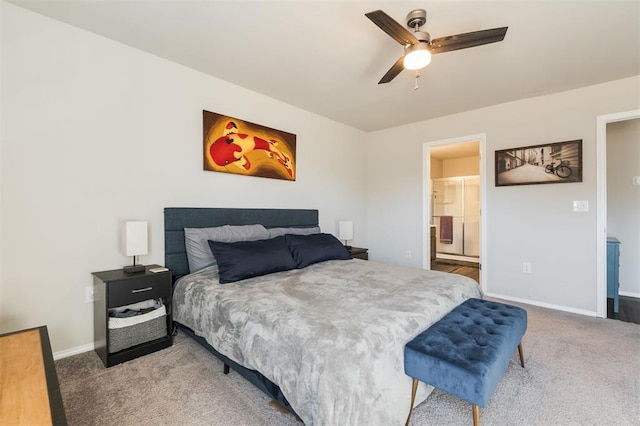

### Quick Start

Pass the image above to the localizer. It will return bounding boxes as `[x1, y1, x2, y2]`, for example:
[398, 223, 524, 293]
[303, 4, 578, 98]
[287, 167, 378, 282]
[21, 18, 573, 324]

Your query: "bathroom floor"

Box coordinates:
[431, 258, 479, 284]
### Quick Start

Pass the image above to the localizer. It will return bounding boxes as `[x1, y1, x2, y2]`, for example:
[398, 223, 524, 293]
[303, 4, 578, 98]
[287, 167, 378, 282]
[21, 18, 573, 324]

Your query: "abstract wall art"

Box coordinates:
[203, 110, 296, 181]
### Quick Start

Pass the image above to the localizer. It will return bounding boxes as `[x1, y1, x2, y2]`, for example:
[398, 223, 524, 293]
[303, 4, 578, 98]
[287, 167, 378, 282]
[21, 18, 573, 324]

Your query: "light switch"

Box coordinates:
[573, 200, 589, 212]
[633, 176, 640, 186]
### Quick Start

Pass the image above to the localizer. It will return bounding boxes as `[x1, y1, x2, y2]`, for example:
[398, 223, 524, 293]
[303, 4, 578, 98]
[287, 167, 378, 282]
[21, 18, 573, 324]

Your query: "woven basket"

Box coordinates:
[108, 313, 167, 353]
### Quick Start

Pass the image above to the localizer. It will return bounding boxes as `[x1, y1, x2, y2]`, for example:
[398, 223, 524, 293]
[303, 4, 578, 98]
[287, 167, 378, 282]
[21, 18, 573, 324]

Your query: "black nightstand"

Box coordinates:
[92, 264, 173, 367]
[347, 246, 369, 260]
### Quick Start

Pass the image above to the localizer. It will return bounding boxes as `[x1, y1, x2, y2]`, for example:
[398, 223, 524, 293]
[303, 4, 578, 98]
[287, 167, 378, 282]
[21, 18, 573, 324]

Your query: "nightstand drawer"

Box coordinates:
[108, 274, 170, 308]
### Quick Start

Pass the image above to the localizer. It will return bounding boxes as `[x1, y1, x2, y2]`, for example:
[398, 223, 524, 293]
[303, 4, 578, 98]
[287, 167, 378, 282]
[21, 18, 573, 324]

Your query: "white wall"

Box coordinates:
[430, 156, 480, 179]
[366, 76, 640, 314]
[430, 158, 443, 179]
[442, 156, 479, 178]
[0, 3, 367, 353]
[607, 118, 640, 297]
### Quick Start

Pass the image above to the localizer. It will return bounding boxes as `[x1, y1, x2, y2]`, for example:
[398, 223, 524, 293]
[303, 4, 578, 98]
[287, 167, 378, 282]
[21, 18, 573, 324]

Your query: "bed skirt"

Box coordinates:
[176, 323, 298, 417]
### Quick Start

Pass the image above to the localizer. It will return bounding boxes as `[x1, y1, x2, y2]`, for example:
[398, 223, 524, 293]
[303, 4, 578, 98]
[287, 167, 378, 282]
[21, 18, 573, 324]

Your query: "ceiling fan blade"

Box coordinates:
[430, 27, 508, 54]
[378, 57, 405, 84]
[365, 10, 419, 46]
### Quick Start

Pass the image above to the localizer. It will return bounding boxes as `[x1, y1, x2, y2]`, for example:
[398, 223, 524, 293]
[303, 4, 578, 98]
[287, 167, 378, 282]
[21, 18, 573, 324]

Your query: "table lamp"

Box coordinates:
[338, 221, 353, 249]
[123, 221, 147, 274]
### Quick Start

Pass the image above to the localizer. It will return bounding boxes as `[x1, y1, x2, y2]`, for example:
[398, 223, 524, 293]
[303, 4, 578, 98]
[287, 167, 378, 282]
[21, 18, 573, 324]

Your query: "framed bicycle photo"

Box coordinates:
[495, 140, 582, 187]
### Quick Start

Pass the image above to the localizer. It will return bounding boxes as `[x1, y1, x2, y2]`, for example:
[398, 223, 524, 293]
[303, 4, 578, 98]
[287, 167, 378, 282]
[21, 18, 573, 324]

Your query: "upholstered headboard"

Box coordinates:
[164, 207, 319, 281]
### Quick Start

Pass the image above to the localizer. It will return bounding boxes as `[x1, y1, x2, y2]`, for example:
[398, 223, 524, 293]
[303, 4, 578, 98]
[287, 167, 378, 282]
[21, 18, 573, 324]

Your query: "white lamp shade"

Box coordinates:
[125, 221, 148, 256]
[338, 221, 353, 241]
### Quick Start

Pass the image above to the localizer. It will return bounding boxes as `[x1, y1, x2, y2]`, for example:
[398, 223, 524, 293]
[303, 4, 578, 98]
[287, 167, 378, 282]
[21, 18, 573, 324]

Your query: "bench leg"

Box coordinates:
[517, 343, 525, 368]
[405, 378, 419, 426]
[223, 364, 230, 374]
[472, 405, 480, 426]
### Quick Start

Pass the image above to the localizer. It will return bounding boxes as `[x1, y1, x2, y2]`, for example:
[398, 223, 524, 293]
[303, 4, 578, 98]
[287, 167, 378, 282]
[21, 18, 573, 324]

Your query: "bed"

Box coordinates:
[164, 207, 482, 425]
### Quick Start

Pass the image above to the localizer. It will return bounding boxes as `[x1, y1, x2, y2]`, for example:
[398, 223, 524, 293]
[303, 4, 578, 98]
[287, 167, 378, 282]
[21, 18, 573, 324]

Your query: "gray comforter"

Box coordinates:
[173, 259, 482, 425]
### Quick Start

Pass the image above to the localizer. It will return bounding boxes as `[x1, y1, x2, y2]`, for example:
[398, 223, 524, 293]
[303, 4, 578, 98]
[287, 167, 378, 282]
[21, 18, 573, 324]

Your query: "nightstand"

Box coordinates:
[92, 264, 172, 367]
[347, 246, 369, 260]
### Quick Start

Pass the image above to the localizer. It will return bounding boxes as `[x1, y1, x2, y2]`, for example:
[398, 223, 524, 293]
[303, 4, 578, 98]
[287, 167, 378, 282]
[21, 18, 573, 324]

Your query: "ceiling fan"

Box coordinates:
[365, 9, 508, 85]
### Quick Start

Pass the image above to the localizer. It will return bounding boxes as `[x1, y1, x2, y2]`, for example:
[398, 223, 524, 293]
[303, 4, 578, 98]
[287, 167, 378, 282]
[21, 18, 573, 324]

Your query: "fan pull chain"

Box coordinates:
[413, 18, 422, 92]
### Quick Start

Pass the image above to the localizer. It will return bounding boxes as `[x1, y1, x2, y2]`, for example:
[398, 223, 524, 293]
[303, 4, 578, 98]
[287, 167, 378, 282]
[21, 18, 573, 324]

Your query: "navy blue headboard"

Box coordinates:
[164, 207, 319, 281]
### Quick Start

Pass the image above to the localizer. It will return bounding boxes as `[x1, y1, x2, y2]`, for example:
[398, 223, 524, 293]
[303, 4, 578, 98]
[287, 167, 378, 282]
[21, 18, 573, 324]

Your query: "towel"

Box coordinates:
[440, 216, 453, 244]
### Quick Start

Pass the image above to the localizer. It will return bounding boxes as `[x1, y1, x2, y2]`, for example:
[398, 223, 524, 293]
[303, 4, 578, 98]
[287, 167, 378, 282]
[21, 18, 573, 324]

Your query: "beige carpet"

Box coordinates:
[56, 300, 640, 425]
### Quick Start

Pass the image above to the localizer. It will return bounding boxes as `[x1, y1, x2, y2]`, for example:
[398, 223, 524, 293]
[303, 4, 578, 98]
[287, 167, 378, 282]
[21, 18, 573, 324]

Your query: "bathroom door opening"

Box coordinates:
[424, 134, 486, 291]
[432, 176, 480, 262]
[425, 137, 484, 272]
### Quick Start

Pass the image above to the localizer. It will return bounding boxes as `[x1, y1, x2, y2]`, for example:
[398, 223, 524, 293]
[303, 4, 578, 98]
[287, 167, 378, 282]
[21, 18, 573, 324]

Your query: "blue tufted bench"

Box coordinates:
[404, 298, 527, 426]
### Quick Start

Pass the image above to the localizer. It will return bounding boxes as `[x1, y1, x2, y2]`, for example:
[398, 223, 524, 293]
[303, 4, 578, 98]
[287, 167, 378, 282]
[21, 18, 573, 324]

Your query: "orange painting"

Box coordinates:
[203, 110, 296, 181]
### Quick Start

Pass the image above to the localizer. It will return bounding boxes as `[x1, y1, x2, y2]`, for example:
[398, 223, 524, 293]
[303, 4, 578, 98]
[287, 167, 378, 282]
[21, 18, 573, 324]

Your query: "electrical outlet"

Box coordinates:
[85, 286, 95, 303]
[405, 250, 412, 259]
[522, 262, 532, 274]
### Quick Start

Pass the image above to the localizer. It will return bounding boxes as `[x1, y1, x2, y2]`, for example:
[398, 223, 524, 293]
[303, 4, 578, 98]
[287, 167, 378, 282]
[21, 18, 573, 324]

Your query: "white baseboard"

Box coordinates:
[619, 290, 640, 299]
[53, 342, 94, 360]
[484, 292, 599, 317]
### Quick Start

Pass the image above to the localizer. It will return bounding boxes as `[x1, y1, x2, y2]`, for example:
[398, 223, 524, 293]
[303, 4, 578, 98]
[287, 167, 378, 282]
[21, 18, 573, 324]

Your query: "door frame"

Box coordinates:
[422, 133, 487, 293]
[596, 109, 640, 317]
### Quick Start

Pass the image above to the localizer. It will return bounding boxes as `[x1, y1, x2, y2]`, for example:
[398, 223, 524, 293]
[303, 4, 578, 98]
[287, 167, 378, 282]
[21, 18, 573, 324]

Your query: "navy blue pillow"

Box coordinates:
[208, 236, 297, 284]
[284, 233, 351, 268]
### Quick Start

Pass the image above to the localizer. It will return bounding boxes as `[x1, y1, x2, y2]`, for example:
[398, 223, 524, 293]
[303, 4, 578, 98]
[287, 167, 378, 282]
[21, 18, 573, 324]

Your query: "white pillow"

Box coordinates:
[184, 224, 269, 273]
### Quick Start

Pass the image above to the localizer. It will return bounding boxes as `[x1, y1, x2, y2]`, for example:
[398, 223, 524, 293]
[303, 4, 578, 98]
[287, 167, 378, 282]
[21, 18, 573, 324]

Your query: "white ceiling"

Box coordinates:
[8, 0, 640, 132]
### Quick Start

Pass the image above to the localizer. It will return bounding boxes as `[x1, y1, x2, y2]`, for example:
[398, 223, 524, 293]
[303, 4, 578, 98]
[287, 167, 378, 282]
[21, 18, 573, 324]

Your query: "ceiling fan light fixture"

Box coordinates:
[403, 43, 431, 70]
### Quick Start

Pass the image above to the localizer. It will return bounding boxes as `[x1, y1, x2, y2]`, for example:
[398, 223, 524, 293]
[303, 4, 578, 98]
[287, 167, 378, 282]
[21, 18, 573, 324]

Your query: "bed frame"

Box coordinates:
[163, 207, 319, 416]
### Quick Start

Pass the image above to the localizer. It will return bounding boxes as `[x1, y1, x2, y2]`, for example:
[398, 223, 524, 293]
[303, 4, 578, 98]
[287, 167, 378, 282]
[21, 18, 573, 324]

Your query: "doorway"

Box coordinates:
[423, 134, 487, 291]
[596, 109, 640, 318]
[605, 117, 640, 323]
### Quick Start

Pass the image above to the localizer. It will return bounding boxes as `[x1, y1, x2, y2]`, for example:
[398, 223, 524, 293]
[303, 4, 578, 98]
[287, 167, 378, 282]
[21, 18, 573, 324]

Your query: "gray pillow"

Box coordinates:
[184, 224, 269, 273]
[267, 226, 321, 239]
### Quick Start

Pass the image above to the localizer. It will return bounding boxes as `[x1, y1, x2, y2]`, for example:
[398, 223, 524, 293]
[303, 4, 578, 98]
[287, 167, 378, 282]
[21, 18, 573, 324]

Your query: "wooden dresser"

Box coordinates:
[0, 326, 67, 425]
